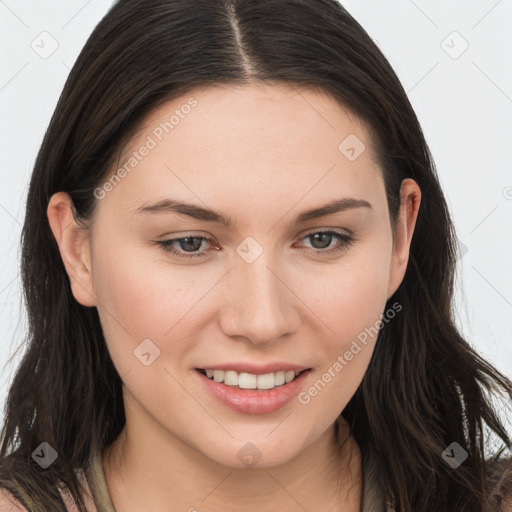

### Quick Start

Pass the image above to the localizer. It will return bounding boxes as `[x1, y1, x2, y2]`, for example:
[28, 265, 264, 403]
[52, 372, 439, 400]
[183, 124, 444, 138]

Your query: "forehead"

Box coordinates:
[102, 82, 385, 219]
[131, 81, 371, 148]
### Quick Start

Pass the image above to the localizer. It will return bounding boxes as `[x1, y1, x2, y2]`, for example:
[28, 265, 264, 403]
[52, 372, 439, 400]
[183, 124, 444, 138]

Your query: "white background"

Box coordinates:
[0, 1, 511, 430]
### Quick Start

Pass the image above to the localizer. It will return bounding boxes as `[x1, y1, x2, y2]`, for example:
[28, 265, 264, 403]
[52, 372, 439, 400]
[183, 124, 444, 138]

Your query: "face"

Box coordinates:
[51, 81, 419, 469]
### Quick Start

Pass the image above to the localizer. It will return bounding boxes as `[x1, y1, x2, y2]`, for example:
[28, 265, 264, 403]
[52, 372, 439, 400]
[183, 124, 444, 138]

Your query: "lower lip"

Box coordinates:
[196, 369, 311, 415]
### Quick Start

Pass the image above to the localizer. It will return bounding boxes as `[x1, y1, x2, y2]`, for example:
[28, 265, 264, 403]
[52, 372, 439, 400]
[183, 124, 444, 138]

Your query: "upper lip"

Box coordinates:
[196, 363, 311, 375]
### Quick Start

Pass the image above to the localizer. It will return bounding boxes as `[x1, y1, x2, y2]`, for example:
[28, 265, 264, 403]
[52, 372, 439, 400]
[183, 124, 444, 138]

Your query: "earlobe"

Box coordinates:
[386, 179, 421, 299]
[47, 192, 96, 307]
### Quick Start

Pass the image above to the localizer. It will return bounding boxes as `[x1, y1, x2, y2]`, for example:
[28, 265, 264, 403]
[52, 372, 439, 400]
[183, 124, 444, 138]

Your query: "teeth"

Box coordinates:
[202, 369, 303, 390]
[274, 371, 285, 386]
[239, 373, 257, 389]
[224, 371, 239, 386]
[256, 373, 274, 390]
[213, 370, 225, 382]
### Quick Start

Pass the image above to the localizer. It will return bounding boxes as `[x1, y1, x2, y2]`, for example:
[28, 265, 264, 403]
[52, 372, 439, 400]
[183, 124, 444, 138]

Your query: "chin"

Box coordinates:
[200, 433, 306, 470]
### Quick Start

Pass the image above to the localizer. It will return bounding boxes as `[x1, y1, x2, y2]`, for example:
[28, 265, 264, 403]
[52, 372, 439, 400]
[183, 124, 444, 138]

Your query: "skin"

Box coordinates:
[47, 81, 421, 511]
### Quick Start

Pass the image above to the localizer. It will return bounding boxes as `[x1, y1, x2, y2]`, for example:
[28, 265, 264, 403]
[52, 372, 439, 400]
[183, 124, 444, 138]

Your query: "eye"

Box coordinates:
[156, 236, 213, 259]
[155, 230, 355, 259]
[296, 230, 355, 255]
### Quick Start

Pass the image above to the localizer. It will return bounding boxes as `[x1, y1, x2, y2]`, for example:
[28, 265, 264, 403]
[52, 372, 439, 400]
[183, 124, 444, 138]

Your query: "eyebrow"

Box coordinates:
[132, 197, 372, 228]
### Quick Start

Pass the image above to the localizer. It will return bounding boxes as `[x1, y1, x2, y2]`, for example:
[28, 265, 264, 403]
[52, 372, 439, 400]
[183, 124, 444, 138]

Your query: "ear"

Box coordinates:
[387, 178, 421, 299]
[47, 192, 96, 307]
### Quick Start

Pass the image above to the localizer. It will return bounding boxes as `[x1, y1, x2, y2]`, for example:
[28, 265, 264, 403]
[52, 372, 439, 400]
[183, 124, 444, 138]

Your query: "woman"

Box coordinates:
[0, 0, 511, 510]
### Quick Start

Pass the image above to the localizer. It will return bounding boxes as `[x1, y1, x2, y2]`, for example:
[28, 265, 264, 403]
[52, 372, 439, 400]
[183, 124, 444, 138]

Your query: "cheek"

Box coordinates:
[90, 235, 221, 372]
[301, 245, 391, 346]
[294, 244, 392, 408]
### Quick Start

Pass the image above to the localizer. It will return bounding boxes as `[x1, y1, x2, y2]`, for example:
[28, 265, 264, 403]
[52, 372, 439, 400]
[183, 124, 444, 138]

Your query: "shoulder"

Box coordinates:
[0, 465, 96, 512]
[0, 482, 90, 512]
[0, 488, 27, 511]
[57, 468, 98, 512]
[502, 491, 512, 512]
[486, 456, 512, 512]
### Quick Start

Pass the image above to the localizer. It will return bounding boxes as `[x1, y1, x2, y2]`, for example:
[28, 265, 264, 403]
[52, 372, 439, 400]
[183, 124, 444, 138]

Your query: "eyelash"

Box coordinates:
[156, 230, 355, 259]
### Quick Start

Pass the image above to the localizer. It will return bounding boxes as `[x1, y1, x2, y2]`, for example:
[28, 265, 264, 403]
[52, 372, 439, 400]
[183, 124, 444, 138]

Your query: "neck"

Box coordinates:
[103, 405, 362, 511]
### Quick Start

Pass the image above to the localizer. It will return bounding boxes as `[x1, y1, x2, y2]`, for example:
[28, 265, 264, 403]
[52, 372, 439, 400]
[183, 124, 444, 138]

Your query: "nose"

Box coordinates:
[218, 253, 300, 346]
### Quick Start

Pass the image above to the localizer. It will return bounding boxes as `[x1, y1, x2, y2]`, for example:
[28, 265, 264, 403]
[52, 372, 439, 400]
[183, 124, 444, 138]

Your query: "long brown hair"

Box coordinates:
[1, 1, 511, 510]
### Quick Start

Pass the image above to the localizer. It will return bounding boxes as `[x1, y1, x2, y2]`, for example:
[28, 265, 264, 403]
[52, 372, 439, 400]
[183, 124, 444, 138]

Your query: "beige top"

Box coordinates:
[1, 446, 391, 511]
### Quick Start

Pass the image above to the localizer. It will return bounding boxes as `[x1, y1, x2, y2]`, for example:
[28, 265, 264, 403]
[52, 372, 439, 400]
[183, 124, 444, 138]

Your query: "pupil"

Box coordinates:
[312, 233, 331, 249]
[180, 237, 201, 251]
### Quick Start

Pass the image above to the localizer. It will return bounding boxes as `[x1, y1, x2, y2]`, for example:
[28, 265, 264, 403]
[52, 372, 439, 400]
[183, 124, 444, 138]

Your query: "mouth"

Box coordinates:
[194, 367, 312, 414]
[196, 368, 310, 391]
